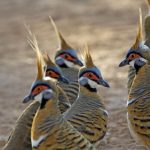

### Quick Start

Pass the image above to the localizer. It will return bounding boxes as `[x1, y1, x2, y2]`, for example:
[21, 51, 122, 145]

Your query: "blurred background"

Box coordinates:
[0, 0, 148, 149]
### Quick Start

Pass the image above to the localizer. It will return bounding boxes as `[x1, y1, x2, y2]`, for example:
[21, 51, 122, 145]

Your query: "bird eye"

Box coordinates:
[64, 54, 69, 59]
[87, 73, 93, 78]
[32, 85, 49, 96]
[83, 72, 99, 81]
[128, 53, 140, 61]
[63, 54, 75, 61]
[46, 70, 59, 78]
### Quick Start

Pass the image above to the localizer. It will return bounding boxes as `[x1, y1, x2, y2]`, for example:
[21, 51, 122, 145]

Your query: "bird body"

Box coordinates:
[31, 83, 95, 150]
[3, 32, 71, 150]
[58, 67, 79, 104]
[119, 9, 150, 149]
[63, 46, 109, 145]
[3, 101, 39, 150]
[64, 85, 108, 144]
[127, 62, 150, 149]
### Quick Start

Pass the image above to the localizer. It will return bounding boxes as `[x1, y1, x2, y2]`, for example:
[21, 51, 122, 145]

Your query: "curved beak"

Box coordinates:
[97, 79, 110, 88]
[119, 59, 129, 67]
[75, 59, 83, 66]
[23, 94, 34, 103]
[58, 76, 70, 84]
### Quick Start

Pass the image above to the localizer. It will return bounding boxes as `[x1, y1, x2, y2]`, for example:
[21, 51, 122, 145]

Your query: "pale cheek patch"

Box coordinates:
[55, 56, 62, 61]
[88, 79, 97, 88]
[129, 60, 135, 68]
[64, 60, 74, 67]
[35, 93, 42, 103]
[79, 77, 88, 85]
[31, 135, 47, 148]
[56, 57, 74, 67]
[79, 77, 97, 88]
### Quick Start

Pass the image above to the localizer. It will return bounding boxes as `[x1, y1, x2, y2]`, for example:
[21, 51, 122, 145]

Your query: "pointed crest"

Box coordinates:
[132, 8, 143, 49]
[49, 16, 73, 50]
[26, 26, 44, 80]
[43, 52, 56, 67]
[83, 44, 94, 67]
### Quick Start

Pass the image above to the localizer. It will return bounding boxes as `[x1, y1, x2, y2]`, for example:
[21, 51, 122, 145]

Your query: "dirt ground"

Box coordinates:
[0, 0, 149, 149]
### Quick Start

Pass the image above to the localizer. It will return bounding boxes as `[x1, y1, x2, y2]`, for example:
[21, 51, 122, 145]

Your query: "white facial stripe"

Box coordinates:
[129, 60, 135, 68]
[35, 93, 43, 103]
[79, 76, 98, 88]
[31, 135, 47, 148]
[56, 56, 74, 67]
[43, 77, 51, 81]
[55, 57, 62, 61]
[43, 77, 56, 83]
[88, 79, 97, 88]
[64, 60, 74, 67]
[36, 89, 53, 102]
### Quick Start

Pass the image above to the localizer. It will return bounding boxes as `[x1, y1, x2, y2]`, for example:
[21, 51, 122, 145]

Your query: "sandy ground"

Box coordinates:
[0, 0, 149, 149]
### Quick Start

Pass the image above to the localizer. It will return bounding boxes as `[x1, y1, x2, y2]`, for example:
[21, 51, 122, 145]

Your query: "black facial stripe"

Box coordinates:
[31, 83, 51, 94]
[126, 51, 143, 58]
[79, 71, 100, 80]
[134, 63, 141, 74]
[40, 98, 49, 109]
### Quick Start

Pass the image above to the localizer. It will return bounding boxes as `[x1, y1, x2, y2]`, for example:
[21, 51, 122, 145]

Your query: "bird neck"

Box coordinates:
[79, 84, 100, 100]
[61, 67, 79, 82]
[129, 62, 150, 100]
[128, 66, 136, 93]
[76, 85, 105, 109]
[31, 99, 61, 140]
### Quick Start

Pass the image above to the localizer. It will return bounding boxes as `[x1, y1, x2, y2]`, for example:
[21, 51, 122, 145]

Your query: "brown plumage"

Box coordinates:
[31, 80, 95, 150]
[119, 9, 150, 149]
[3, 31, 71, 150]
[128, 62, 150, 149]
[3, 101, 39, 150]
[64, 45, 109, 145]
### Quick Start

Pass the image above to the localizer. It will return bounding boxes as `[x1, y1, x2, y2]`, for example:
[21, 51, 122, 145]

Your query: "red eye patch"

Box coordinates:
[60, 54, 75, 61]
[32, 85, 49, 96]
[128, 53, 141, 61]
[46, 71, 59, 78]
[83, 72, 99, 80]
